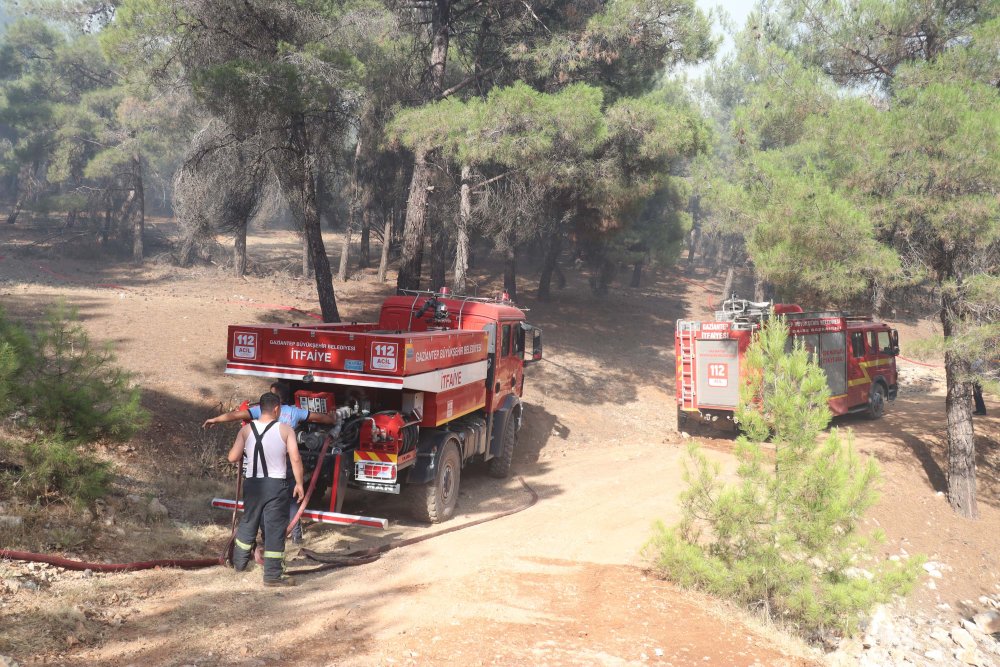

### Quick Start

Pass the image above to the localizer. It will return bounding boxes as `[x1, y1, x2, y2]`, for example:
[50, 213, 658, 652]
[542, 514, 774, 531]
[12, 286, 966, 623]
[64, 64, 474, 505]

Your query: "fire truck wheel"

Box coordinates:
[868, 383, 886, 419]
[488, 418, 517, 479]
[413, 441, 461, 524]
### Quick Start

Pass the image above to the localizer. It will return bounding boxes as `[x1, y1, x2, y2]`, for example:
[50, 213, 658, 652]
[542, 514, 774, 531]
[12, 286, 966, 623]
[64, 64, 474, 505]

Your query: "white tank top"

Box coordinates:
[244, 419, 289, 479]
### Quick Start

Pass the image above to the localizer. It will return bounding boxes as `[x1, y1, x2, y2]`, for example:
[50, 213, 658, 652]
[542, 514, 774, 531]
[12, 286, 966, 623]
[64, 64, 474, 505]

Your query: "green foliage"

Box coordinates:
[740, 158, 900, 304]
[0, 340, 19, 415]
[781, 0, 996, 87]
[390, 77, 710, 273]
[650, 320, 920, 638]
[0, 304, 148, 441]
[518, 0, 716, 99]
[14, 432, 112, 508]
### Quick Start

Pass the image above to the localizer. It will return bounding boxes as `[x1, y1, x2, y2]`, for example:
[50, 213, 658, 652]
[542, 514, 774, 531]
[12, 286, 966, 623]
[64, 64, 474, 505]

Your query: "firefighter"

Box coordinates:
[227, 391, 305, 587]
[204, 381, 334, 543]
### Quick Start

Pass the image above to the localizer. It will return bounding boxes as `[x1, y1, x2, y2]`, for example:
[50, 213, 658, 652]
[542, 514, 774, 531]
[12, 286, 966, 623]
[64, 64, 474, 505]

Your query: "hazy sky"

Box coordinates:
[698, 0, 756, 56]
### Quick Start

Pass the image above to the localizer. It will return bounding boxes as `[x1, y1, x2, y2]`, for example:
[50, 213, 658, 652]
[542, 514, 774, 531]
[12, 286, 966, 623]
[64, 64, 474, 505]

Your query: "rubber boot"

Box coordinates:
[232, 538, 254, 572]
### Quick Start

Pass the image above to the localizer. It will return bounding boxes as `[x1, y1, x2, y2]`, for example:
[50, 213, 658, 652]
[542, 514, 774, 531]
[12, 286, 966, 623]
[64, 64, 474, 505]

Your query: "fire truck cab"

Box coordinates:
[214, 289, 543, 527]
[675, 298, 899, 427]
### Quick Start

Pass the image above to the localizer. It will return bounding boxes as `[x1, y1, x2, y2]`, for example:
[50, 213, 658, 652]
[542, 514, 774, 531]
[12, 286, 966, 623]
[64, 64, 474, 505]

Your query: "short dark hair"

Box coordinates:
[259, 392, 281, 414]
[270, 381, 291, 404]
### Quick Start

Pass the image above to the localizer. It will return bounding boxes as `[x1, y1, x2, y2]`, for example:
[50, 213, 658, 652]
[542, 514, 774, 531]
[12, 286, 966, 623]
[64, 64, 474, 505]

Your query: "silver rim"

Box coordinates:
[441, 456, 456, 506]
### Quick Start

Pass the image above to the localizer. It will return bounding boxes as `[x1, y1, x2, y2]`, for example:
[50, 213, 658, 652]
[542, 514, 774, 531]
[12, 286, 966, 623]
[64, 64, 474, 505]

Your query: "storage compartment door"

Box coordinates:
[819, 331, 847, 396]
[696, 340, 740, 408]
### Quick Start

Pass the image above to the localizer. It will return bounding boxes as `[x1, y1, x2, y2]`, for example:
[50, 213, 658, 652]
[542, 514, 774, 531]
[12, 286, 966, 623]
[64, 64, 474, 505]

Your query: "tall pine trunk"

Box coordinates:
[397, 0, 450, 291]
[132, 154, 145, 265]
[686, 224, 700, 273]
[630, 259, 644, 288]
[686, 195, 701, 273]
[234, 224, 247, 277]
[377, 217, 392, 283]
[102, 201, 112, 245]
[337, 225, 352, 282]
[753, 269, 771, 302]
[941, 289, 978, 518]
[302, 165, 338, 322]
[6, 196, 23, 225]
[302, 235, 313, 278]
[720, 265, 736, 306]
[429, 220, 448, 291]
[537, 227, 561, 301]
[870, 278, 885, 317]
[453, 165, 471, 294]
[271, 118, 339, 322]
[118, 188, 136, 243]
[398, 148, 432, 290]
[503, 228, 517, 302]
[359, 213, 371, 269]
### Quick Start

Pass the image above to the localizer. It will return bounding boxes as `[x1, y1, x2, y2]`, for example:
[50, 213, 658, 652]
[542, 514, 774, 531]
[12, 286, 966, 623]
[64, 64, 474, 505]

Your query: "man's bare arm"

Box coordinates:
[227, 426, 249, 463]
[204, 409, 253, 429]
[283, 425, 305, 501]
[305, 411, 336, 425]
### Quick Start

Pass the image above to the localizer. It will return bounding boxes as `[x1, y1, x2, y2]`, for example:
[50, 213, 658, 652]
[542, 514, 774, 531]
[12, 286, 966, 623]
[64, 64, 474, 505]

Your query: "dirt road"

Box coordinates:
[1, 222, 996, 666]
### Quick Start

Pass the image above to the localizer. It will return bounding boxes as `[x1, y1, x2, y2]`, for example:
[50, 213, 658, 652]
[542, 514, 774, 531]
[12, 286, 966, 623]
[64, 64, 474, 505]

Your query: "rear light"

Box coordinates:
[361, 462, 396, 481]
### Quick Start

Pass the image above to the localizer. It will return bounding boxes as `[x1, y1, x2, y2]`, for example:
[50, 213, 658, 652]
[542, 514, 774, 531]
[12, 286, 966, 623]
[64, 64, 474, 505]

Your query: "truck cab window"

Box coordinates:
[874, 331, 891, 354]
[851, 331, 866, 358]
[501, 324, 512, 357]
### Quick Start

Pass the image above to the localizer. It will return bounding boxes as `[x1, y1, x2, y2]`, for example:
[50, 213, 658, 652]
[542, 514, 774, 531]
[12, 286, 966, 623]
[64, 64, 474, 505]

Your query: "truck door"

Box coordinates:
[847, 330, 870, 408]
[492, 320, 520, 409]
[869, 329, 897, 395]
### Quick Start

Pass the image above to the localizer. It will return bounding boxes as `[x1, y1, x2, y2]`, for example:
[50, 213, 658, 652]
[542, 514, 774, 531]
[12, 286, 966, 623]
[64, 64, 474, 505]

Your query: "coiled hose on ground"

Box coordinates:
[1, 427, 538, 576]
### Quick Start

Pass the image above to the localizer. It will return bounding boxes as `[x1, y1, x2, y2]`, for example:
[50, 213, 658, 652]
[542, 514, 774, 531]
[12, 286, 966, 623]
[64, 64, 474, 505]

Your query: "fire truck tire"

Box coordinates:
[412, 441, 461, 524]
[868, 383, 887, 419]
[488, 418, 516, 478]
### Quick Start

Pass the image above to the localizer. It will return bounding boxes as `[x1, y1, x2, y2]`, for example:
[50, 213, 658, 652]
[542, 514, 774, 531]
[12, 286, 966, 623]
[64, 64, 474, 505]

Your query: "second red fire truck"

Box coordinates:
[675, 298, 899, 428]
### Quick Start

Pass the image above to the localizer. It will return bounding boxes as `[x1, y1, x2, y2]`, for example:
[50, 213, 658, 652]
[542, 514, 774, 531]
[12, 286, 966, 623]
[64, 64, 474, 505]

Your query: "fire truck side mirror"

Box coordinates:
[890, 329, 900, 356]
[521, 323, 543, 365]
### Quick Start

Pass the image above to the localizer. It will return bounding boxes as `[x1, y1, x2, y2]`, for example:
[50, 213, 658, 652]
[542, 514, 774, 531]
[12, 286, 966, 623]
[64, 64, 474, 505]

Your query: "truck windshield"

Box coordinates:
[872, 331, 892, 354]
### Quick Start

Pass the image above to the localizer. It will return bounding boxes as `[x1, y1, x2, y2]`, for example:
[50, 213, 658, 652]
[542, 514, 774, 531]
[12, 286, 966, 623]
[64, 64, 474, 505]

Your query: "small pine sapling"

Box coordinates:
[650, 318, 920, 638]
[20, 303, 148, 441]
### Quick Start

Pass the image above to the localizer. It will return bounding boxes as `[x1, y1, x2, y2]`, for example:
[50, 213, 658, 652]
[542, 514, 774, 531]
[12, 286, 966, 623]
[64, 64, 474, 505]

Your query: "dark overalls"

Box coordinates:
[232, 421, 291, 582]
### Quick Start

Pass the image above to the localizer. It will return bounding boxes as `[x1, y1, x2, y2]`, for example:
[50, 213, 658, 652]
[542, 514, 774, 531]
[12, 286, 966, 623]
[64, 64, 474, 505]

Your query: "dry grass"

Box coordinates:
[172, 420, 234, 479]
[0, 601, 95, 655]
[0, 568, 159, 658]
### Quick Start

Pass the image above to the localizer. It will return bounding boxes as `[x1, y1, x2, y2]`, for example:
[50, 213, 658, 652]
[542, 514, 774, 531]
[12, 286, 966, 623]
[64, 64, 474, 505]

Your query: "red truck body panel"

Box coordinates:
[676, 304, 898, 421]
[225, 294, 529, 423]
[215, 291, 541, 523]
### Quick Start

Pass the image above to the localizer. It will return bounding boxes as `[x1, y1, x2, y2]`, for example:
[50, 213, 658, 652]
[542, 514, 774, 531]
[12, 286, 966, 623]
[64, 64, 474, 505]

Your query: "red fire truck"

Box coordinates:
[212, 290, 542, 527]
[675, 298, 899, 428]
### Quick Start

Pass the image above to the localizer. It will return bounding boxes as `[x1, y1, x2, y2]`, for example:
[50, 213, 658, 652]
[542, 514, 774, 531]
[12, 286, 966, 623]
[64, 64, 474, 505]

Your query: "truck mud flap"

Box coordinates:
[489, 395, 521, 459]
[211, 498, 388, 529]
[404, 430, 455, 486]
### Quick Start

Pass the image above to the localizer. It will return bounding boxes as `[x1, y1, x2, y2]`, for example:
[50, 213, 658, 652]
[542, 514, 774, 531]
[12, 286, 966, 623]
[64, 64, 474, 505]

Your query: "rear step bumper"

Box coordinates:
[211, 498, 388, 529]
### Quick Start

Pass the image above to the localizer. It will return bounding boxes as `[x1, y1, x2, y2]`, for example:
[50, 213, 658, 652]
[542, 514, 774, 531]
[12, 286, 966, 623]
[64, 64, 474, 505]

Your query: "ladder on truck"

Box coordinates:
[676, 321, 698, 411]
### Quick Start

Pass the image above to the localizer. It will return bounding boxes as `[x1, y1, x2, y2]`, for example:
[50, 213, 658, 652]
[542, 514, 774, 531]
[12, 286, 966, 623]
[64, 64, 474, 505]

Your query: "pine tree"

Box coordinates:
[0, 304, 147, 441]
[650, 319, 919, 637]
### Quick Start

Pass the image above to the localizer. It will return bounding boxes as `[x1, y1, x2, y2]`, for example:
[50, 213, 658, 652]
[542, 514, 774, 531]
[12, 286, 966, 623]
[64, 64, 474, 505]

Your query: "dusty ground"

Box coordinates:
[0, 219, 997, 666]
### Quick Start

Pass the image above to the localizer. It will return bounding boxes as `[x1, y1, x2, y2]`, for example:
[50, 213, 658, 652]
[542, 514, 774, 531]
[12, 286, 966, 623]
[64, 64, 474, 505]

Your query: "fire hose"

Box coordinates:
[288, 475, 539, 575]
[0, 425, 336, 573]
[0, 428, 538, 576]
